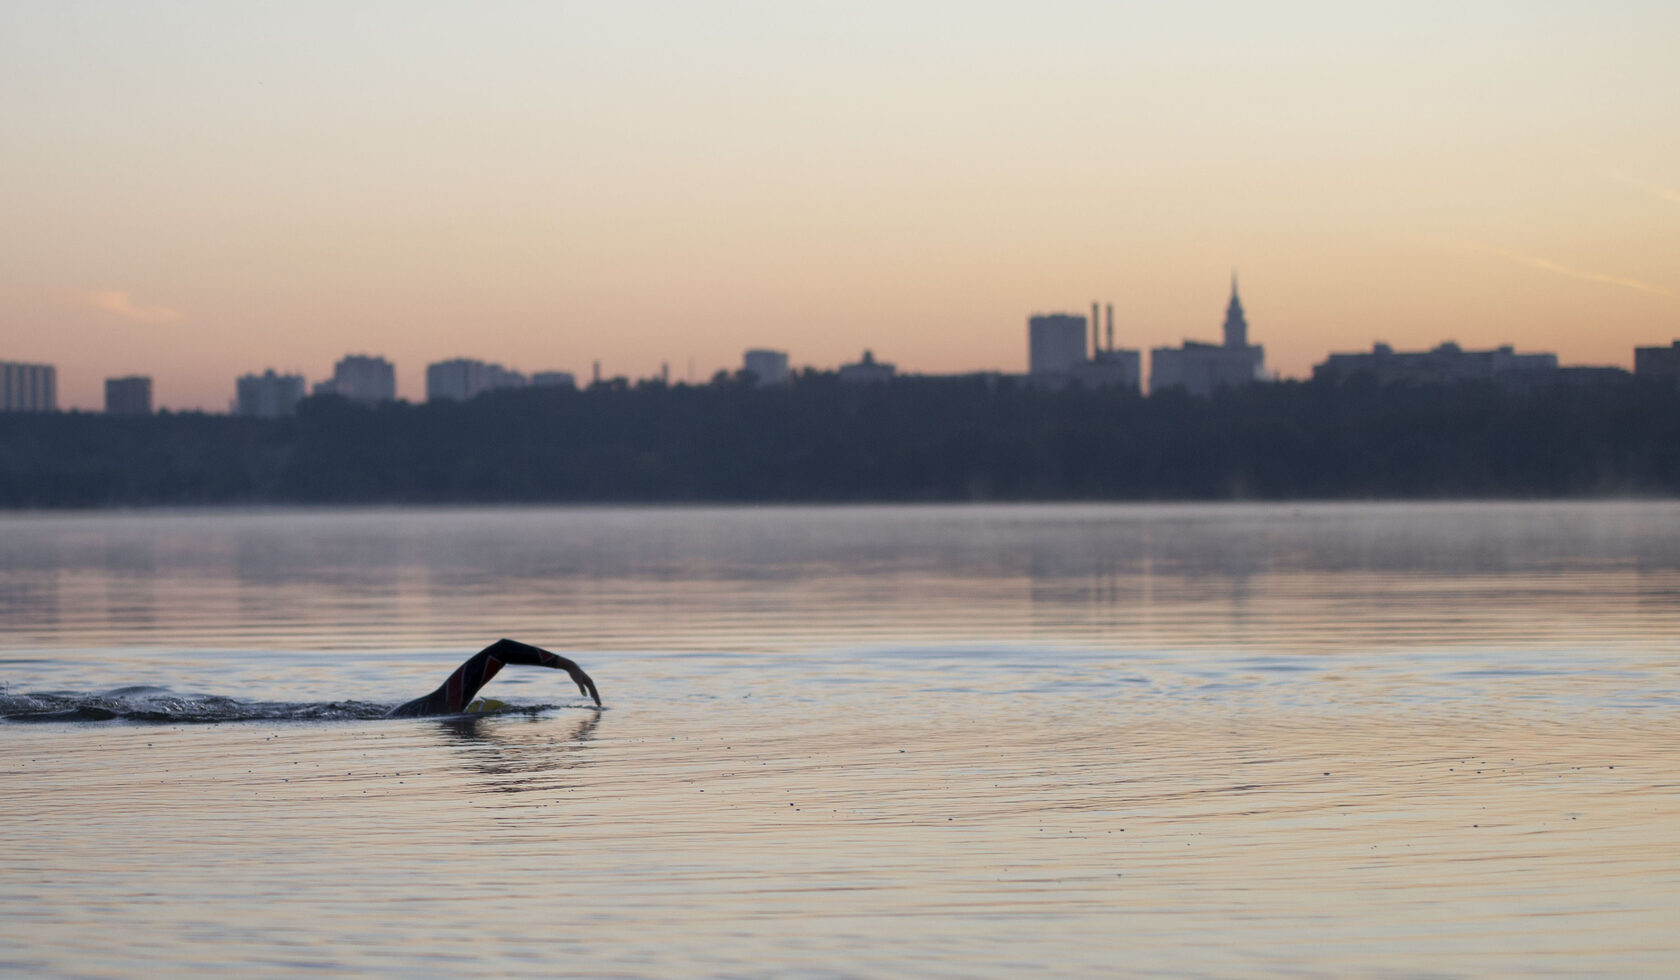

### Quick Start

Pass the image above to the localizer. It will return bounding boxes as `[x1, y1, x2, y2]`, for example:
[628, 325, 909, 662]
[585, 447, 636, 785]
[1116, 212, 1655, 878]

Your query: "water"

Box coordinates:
[2, 503, 1677, 977]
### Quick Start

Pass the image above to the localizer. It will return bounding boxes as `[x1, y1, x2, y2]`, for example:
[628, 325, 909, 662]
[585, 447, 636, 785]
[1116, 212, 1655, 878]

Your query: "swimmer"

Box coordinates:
[387, 638, 601, 718]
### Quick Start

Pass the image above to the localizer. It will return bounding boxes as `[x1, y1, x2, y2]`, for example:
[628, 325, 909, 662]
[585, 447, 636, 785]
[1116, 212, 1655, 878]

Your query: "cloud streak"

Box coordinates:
[84, 290, 184, 324]
[1611, 170, 1680, 206]
[1449, 242, 1671, 297]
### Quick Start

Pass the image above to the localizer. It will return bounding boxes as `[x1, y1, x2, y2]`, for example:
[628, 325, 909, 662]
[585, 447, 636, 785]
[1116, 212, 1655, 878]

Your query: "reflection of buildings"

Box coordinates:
[314, 354, 396, 404]
[839, 350, 895, 384]
[1029, 304, 1141, 391]
[235, 369, 305, 417]
[1314, 341, 1558, 387]
[105, 376, 152, 415]
[1, 361, 57, 412]
[1635, 340, 1680, 385]
[426, 358, 528, 402]
[1150, 278, 1265, 396]
[743, 349, 789, 386]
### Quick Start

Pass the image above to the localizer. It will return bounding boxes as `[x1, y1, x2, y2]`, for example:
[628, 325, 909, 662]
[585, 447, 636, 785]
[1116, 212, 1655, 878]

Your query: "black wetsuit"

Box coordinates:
[387, 639, 602, 717]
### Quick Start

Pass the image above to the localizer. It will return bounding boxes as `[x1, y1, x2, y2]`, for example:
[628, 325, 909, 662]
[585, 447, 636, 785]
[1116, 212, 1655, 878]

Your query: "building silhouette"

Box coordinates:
[1028, 314, 1087, 376]
[1076, 302, 1141, 391]
[235, 369, 305, 418]
[1149, 276, 1265, 396]
[313, 354, 396, 404]
[1635, 340, 1680, 385]
[1315, 341, 1558, 387]
[531, 371, 577, 389]
[839, 350, 895, 384]
[1, 361, 56, 412]
[743, 349, 789, 386]
[105, 376, 152, 415]
[426, 358, 528, 402]
[1027, 305, 1141, 391]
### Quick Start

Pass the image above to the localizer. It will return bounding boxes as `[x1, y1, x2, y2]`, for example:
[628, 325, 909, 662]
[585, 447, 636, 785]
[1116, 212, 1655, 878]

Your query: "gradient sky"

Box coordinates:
[3, 1, 1677, 410]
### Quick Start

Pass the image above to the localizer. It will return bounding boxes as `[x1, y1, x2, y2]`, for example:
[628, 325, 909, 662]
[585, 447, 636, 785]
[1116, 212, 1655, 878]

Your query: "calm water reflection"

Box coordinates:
[1, 503, 1677, 977]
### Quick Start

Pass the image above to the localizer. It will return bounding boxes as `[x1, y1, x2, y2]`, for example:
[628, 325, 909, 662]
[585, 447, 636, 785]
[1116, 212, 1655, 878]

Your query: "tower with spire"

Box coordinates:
[1148, 272, 1266, 396]
[1222, 273, 1248, 349]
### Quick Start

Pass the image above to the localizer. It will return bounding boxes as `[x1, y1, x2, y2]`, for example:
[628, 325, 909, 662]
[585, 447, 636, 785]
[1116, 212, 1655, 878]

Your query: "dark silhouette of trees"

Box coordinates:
[1, 374, 1675, 507]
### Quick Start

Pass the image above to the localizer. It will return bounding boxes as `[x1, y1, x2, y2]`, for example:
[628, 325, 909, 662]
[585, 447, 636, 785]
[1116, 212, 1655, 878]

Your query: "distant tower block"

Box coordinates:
[323, 354, 396, 404]
[105, 375, 152, 415]
[235, 369, 305, 417]
[1028, 313, 1088, 375]
[1, 361, 57, 412]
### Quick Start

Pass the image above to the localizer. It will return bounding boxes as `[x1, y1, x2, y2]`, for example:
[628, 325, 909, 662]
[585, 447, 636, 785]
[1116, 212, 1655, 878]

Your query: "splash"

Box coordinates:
[0, 689, 553, 724]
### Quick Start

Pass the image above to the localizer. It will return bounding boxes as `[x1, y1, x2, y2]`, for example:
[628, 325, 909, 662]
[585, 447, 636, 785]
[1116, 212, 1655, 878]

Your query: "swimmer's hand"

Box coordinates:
[551, 651, 602, 708]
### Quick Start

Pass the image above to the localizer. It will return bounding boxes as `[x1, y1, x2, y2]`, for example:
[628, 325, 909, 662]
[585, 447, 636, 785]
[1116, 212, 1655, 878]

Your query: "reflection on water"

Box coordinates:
[2, 502, 1679, 658]
[1, 502, 1678, 978]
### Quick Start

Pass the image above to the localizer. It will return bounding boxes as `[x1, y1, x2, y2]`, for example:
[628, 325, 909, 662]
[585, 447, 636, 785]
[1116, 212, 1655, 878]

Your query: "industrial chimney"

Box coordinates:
[1090, 302, 1099, 360]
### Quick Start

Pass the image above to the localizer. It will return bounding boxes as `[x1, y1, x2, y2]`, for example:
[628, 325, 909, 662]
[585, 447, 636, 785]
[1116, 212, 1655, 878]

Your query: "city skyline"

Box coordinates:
[3, 3, 1677, 411]
[10, 274, 1677, 412]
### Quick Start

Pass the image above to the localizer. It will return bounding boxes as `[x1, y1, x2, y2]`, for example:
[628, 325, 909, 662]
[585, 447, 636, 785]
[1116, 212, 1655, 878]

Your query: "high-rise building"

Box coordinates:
[1149, 276, 1266, 396]
[105, 376, 153, 415]
[315, 354, 396, 404]
[235, 369, 306, 418]
[426, 358, 528, 402]
[1, 361, 57, 412]
[1028, 314, 1087, 376]
[743, 349, 789, 386]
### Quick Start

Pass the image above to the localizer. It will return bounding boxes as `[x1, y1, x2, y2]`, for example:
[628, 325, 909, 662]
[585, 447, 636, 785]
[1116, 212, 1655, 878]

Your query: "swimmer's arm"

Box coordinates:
[387, 639, 601, 718]
[485, 638, 602, 707]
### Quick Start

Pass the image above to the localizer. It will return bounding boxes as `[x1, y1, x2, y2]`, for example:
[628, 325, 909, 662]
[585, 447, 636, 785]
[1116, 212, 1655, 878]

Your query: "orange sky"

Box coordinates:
[2, 3, 1676, 410]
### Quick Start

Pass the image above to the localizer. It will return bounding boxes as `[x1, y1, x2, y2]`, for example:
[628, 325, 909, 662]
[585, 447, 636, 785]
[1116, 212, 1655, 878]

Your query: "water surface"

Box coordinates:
[2, 503, 1677, 977]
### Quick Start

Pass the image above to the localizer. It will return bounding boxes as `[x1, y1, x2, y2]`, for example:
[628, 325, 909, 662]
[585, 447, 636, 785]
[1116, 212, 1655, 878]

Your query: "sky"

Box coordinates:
[2, 1, 1677, 411]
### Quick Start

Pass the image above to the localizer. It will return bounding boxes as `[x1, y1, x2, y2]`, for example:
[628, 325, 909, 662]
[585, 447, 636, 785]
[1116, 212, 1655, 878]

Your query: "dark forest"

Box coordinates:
[2, 373, 1677, 507]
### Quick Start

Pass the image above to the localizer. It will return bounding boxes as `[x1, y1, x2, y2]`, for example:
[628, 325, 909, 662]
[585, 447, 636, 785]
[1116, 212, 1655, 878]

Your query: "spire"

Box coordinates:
[1223, 271, 1248, 349]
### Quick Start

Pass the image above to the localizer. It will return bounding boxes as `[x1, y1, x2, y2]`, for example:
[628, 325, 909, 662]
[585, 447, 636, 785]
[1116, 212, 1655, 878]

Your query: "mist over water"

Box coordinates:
[2, 503, 1678, 977]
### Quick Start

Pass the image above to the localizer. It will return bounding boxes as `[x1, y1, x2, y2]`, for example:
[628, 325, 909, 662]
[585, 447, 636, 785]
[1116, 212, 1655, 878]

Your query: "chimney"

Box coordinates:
[1106, 303, 1114, 352]
[1091, 301, 1099, 360]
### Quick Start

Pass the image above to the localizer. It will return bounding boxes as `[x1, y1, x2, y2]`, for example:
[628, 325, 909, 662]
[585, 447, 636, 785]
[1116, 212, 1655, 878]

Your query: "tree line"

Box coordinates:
[1, 373, 1677, 507]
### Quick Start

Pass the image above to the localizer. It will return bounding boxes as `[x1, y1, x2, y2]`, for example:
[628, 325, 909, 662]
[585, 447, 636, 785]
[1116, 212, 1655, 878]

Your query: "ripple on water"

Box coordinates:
[2, 503, 1678, 977]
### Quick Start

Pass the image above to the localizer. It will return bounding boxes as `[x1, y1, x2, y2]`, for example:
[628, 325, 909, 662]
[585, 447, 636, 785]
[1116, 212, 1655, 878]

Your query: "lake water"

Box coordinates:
[2, 503, 1677, 978]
